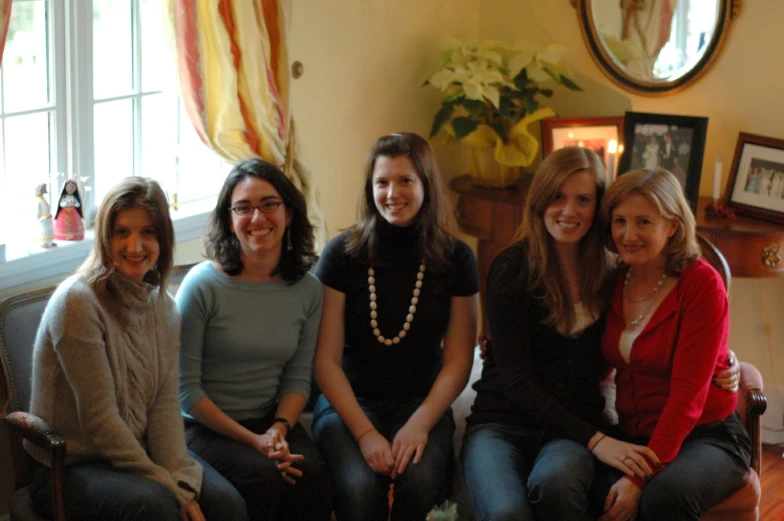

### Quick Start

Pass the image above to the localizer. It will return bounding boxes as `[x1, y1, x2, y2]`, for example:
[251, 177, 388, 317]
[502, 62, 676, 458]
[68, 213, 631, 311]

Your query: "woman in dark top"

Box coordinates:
[462, 148, 659, 521]
[312, 132, 479, 521]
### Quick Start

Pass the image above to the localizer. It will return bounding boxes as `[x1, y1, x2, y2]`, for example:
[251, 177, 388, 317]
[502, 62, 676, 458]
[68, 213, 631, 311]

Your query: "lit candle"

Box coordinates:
[607, 139, 618, 183]
[713, 158, 723, 203]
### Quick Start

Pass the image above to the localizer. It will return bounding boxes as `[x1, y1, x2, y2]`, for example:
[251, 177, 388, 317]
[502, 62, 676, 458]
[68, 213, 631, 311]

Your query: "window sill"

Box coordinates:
[0, 198, 215, 294]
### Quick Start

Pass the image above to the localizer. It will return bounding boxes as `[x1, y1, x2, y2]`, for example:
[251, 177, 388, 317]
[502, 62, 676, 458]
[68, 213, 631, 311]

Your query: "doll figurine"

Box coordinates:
[35, 184, 57, 249]
[53, 179, 85, 241]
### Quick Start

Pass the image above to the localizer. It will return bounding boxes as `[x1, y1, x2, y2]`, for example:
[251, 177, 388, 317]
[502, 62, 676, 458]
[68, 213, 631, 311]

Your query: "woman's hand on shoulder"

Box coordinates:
[599, 477, 641, 521]
[357, 429, 395, 476]
[181, 500, 205, 521]
[391, 420, 429, 476]
[591, 435, 660, 481]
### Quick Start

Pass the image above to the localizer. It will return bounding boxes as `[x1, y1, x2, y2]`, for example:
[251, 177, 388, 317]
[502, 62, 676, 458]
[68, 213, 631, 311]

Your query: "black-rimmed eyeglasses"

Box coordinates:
[230, 201, 283, 216]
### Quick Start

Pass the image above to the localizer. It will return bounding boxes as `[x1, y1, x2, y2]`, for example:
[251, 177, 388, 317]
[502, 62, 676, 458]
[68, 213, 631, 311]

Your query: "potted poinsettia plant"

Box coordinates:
[426, 38, 581, 187]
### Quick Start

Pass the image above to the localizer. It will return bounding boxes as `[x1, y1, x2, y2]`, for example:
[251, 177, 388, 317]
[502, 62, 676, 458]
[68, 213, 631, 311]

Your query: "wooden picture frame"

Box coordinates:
[618, 111, 708, 212]
[725, 132, 784, 224]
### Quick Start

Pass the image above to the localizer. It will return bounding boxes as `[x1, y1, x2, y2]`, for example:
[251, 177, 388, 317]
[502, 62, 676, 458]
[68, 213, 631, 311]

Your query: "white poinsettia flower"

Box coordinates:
[462, 76, 484, 101]
[507, 50, 536, 79]
[525, 63, 553, 83]
[429, 69, 458, 91]
[482, 85, 501, 109]
[537, 43, 569, 65]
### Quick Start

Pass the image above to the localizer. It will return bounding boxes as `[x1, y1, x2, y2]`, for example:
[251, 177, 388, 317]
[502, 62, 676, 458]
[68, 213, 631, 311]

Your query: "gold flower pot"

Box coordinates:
[467, 146, 520, 189]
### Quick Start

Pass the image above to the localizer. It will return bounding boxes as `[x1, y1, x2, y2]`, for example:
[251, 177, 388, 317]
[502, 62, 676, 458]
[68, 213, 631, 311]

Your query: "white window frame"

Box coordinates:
[0, 0, 218, 293]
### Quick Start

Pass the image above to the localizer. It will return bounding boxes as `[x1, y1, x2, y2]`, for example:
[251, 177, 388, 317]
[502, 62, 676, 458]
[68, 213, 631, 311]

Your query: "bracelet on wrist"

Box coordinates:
[356, 427, 376, 443]
[272, 417, 291, 435]
[590, 433, 608, 453]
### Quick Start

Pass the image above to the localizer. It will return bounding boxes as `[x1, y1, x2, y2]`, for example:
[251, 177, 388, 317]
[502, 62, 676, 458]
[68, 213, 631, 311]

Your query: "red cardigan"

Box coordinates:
[602, 258, 736, 486]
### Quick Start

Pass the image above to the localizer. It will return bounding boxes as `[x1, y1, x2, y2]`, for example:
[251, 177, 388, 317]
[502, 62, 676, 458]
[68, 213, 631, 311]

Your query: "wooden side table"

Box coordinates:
[450, 174, 532, 337]
[696, 197, 784, 278]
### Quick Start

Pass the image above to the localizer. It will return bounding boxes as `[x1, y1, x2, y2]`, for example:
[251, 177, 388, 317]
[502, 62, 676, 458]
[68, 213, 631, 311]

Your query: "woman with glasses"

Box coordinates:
[312, 132, 479, 521]
[176, 159, 332, 521]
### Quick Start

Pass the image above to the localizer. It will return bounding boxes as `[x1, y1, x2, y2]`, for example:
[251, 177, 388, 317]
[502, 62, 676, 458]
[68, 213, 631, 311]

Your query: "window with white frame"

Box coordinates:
[0, 0, 228, 263]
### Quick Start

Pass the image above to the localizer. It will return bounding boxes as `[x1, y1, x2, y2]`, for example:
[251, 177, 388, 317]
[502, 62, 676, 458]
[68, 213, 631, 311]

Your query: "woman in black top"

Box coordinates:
[312, 132, 479, 521]
[462, 147, 659, 521]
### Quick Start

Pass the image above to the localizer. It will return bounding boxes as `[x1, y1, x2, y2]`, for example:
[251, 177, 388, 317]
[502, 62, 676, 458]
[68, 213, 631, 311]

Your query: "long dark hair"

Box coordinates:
[79, 177, 174, 295]
[345, 132, 452, 270]
[205, 158, 316, 283]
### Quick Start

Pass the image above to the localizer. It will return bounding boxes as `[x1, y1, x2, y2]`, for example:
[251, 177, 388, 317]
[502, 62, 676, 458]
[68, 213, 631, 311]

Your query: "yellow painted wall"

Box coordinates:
[477, 0, 784, 443]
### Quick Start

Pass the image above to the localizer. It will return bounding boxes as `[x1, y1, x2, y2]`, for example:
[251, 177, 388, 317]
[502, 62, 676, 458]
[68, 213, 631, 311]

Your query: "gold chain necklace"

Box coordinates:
[367, 261, 425, 345]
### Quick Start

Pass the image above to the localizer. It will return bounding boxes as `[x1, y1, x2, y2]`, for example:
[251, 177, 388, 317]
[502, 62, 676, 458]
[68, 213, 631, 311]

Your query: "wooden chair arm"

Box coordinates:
[5, 411, 68, 521]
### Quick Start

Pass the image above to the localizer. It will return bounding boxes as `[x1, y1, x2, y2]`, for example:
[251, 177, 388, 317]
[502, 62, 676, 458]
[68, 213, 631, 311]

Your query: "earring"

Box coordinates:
[286, 227, 293, 251]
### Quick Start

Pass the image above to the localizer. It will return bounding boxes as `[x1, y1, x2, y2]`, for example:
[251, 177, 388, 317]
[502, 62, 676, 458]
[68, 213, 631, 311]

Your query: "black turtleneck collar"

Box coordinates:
[376, 218, 420, 259]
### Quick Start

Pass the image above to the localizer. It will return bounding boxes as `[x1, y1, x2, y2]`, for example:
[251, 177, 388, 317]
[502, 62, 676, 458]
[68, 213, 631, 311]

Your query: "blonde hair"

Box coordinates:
[602, 168, 700, 274]
[79, 177, 175, 296]
[517, 147, 611, 332]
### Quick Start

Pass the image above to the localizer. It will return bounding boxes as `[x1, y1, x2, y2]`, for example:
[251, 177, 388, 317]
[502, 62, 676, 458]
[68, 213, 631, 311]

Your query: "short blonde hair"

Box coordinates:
[602, 168, 700, 274]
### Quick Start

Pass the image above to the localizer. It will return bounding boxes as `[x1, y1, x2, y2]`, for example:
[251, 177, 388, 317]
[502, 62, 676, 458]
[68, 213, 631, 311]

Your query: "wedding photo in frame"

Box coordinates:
[617, 111, 708, 211]
[725, 132, 784, 224]
[540, 116, 624, 167]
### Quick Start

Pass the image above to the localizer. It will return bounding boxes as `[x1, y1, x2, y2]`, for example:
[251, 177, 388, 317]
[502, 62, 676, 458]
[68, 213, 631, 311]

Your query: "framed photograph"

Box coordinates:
[725, 132, 784, 224]
[541, 116, 624, 169]
[617, 111, 709, 212]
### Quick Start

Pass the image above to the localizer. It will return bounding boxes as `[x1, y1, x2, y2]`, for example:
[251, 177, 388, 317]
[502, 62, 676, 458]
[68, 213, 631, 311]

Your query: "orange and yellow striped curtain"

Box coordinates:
[0, 0, 12, 66]
[164, 0, 326, 247]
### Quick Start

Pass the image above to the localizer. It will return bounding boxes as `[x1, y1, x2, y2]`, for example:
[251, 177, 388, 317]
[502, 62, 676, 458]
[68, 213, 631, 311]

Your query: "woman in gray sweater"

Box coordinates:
[27, 177, 247, 521]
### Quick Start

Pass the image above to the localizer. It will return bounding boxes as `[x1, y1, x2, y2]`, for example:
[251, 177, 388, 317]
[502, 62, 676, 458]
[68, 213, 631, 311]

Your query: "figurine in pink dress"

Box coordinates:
[53, 179, 85, 241]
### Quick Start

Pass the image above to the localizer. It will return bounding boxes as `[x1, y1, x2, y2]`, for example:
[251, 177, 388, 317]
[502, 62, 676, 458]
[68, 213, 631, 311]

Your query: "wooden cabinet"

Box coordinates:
[450, 174, 531, 337]
[450, 176, 784, 335]
[696, 197, 784, 278]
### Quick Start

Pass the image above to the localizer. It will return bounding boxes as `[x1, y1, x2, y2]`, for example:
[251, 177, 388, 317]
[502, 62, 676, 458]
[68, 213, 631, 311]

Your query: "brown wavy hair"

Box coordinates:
[345, 132, 453, 270]
[79, 177, 175, 296]
[516, 147, 611, 332]
[602, 168, 700, 274]
[204, 158, 316, 283]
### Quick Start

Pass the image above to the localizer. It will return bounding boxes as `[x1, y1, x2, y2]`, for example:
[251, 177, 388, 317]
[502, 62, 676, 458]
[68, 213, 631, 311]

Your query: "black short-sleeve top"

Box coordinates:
[315, 223, 479, 402]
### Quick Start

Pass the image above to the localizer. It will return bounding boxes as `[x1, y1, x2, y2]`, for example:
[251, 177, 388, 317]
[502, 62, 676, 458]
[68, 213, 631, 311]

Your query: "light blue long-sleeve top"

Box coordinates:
[176, 261, 323, 421]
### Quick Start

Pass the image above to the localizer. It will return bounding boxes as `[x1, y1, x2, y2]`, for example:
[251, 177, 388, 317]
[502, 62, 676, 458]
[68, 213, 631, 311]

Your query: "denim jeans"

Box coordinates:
[312, 394, 455, 521]
[29, 451, 247, 521]
[590, 413, 751, 521]
[185, 416, 332, 521]
[461, 423, 595, 521]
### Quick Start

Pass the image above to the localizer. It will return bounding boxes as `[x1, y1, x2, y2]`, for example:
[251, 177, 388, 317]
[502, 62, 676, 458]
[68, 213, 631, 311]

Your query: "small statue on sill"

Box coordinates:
[705, 200, 737, 220]
[54, 179, 85, 241]
[34, 183, 57, 249]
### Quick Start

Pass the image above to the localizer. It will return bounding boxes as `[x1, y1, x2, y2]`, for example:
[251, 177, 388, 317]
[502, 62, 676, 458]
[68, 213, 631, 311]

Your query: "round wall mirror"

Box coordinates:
[572, 0, 741, 96]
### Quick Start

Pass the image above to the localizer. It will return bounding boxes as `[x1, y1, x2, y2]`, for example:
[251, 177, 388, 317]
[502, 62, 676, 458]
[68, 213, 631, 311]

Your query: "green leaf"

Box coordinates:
[489, 122, 507, 141]
[523, 97, 540, 115]
[559, 74, 583, 91]
[452, 117, 480, 140]
[462, 99, 486, 119]
[540, 88, 554, 98]
[436, 49, 454, 70]
[513, 68, 531, 91]
[430, 103, 455, 138]
[545, 68, 561, 83]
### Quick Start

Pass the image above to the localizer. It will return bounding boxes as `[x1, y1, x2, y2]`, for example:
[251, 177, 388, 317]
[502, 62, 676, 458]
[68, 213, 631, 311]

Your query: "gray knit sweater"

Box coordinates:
[27, 272, 202, 506]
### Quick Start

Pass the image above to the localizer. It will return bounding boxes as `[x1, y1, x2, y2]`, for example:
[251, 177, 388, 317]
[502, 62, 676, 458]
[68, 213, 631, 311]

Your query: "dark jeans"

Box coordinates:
[29, 451, 247, 521]
[312, 394, 455, 521]
[185, 415, 332, 521]
[461, 423, 595, 521]
[590, 412, 752, 521]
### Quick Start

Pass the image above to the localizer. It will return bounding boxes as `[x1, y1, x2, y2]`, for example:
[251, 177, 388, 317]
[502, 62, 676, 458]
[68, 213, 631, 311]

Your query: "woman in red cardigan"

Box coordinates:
[594, 168, 751, 521]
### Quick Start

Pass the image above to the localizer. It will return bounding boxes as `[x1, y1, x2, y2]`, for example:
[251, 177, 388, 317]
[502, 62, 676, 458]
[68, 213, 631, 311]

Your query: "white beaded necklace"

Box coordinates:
[367, 261, 426, 345]
[623, 267, 668, 329]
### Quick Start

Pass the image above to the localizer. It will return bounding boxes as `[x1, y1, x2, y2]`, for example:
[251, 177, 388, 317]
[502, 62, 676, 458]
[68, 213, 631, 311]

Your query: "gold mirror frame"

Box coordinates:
[571, 0, 741, 97]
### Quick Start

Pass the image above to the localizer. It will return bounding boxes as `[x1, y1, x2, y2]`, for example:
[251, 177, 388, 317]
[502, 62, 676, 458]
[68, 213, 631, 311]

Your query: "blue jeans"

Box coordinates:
[590, 414, 751, 521]
[29, 451, 247, 521]
[312, 394, 455, 521]
[462, 423, 595, 521]
[185, 416, 332, 521]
